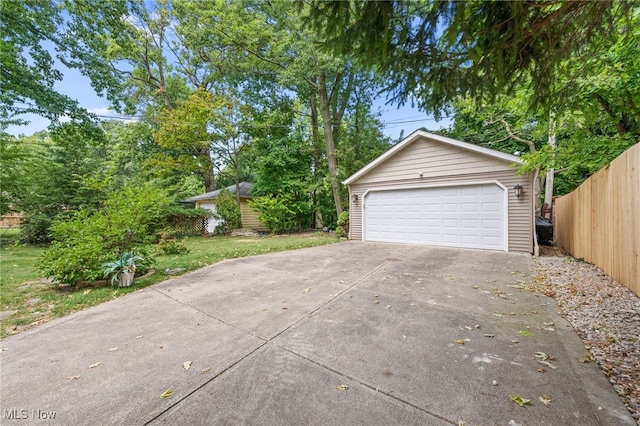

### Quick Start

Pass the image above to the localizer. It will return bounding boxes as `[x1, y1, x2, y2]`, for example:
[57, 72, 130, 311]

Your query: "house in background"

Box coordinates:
[185, 182, 268, 234]
[344, 130, 534, 253]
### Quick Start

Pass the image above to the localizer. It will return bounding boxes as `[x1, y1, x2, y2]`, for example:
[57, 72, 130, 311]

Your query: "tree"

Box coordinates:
[9, 123, 109, 243]
[303, 1, 634, 117]
[169, 0, 388, 218]
[153, 89, 251, 217]
[247, 98, 314, 230]
[0, 0, 134, 128]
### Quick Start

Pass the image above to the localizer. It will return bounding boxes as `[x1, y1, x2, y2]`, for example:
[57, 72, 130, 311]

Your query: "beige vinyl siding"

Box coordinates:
[240, 199, 269, 231]
[354, 138, 519, 185]
[195, 197, 268, 232]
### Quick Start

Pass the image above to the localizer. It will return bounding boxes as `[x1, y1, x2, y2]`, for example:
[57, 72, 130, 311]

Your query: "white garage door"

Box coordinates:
[364, 184, 506, 250]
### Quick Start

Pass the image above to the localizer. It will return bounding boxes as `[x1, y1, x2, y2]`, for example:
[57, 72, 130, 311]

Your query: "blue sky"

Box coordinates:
[6, 64, 452, 141]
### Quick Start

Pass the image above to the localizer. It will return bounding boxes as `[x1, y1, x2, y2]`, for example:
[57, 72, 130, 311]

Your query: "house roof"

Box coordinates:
[343, 130, 524, 185]
[185, 182, 254, 202]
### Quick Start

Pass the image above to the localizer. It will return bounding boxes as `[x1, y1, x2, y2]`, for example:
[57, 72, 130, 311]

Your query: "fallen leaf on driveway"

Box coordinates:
[578, 354, 593, 363]
[160, 389, 172, 398]
[538, 368, 547, 373]
[509, 395, 531, 406]
[200, 368, 211, 374]
[108, 347, 118, 352]
[67, 375, 80, 381]
[454, 339, 466, 345]
[483, 334, 495, 338]
[335, 385, 349, 390]
[538, 360, 557, 370]
[539, 394, 552, 406]
[534, 352, 549, 361]
[303, 287, 311, 293]
[88, 362, 101, 369]
[183, 361, 192, 371]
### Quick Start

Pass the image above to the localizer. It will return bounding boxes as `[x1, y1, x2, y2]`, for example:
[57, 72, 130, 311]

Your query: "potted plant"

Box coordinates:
[103, 251, 144, 287]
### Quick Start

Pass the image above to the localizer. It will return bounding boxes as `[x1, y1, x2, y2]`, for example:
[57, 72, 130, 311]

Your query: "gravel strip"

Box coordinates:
[535, 256, 640, 423]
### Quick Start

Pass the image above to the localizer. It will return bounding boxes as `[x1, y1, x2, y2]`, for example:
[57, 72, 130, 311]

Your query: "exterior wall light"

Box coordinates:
[351, 193, 358, 202]
[513, 184, 523, 198]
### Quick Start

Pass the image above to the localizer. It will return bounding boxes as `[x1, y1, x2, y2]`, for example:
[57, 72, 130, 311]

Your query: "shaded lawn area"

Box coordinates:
[0, 233, 339, 339]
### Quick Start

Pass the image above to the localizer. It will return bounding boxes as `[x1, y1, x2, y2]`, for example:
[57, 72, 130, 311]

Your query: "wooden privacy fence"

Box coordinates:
[555, 143, 639, 296]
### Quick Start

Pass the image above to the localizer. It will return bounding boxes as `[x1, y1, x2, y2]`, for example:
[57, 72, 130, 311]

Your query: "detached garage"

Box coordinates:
[344, 130, 534, 253]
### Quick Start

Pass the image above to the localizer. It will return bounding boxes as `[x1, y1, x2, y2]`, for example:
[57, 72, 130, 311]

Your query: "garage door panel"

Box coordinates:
[442, 203, 458, 212]
[481, 236, 501, 247]
[461, 219, 478, 229]
[461, 203, 478, 212]
[461, 235, 479, 244]
[482, 219, 500, 229]
[482, 202, 500, 212]
[442, 233, 458, 243]
[482, 185, 500, 195]
[460, 186, 479, 196]
[364, 184, 505, 250]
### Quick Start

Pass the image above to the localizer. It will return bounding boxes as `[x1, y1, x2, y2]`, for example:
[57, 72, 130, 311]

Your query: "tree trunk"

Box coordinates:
[317, 72, 343, 216]
[202, 148, 216, 192]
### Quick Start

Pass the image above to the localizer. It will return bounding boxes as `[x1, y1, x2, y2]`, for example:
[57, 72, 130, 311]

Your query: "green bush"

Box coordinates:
[156, 232, 190, 255]
[38, 184, 168, 284]
[249, 195, 296, 234]
[213, 188, 241, 233]
[19, 213, 54, 245]
[336, 211, 349, 238]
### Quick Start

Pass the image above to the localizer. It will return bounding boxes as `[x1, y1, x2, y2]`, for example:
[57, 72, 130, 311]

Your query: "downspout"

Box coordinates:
[532, 169, 540, 257]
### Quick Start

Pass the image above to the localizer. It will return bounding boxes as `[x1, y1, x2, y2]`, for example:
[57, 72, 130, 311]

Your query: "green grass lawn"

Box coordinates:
[0, 232, 339, 339]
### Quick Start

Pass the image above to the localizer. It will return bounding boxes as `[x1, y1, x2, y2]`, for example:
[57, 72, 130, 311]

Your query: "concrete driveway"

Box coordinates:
[0, 242, 633, 425]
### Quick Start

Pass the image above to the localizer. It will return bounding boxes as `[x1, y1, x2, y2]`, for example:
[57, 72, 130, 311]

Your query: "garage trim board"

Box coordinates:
[362, 181, 508, 251]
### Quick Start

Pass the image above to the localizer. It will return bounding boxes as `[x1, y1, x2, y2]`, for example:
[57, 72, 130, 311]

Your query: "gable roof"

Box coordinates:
[343, 130, 523, 185]
[185, 182, 254, 202]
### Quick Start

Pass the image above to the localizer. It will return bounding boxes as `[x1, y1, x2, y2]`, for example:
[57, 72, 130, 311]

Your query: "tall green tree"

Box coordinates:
[170, 0, 387, 217]
[153, 89, 251, 217]
[303, 1, 634, 118]
[0, 0, 135, 127]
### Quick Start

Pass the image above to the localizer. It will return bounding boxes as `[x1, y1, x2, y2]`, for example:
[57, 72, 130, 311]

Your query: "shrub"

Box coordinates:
[213, 188, 241, 233]
[156, 232, 190, 255]
[336, 211, 349, 238]
[38, 184, 167, 284]
[19, 213, 54, 245]
[39, 211, 117, 283]
[249, 195, 296, 234]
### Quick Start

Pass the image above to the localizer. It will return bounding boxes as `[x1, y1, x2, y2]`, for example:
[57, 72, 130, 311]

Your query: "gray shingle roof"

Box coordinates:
[185, 182, 254, 202]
